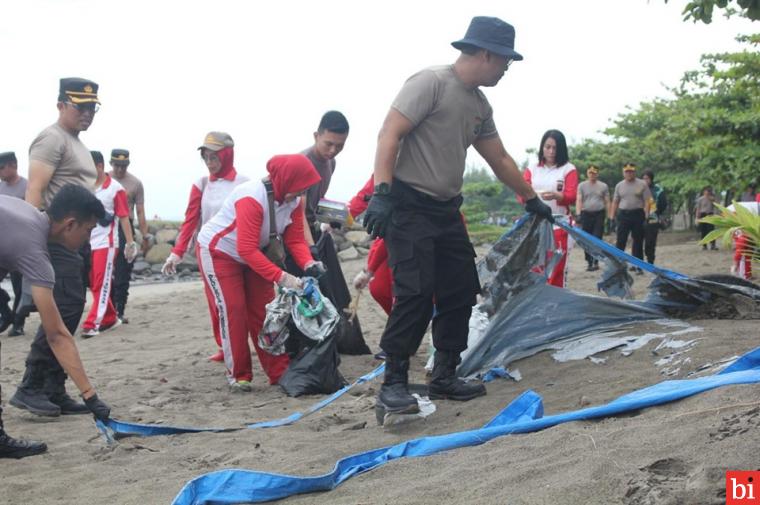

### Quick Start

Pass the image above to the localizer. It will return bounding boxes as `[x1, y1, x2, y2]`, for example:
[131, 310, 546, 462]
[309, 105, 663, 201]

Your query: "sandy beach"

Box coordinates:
[1, 231, 758, 505]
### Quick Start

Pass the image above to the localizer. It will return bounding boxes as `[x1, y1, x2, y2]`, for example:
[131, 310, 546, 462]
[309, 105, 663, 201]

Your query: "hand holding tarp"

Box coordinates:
[525, 197, 555, 223]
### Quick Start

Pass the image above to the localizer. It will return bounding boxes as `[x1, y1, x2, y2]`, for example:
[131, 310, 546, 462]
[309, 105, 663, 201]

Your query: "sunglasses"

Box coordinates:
[65, 101, 100, 113]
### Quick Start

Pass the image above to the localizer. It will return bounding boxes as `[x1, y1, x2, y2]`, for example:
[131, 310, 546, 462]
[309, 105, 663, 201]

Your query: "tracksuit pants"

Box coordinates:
[198, 246, 289, 384]
[580, 210, 605, 267]
[734, 234, 754, 280]
[196, 243, 222, 349]
[615, 209, 646, 260]
[380, 180, 480, 357]
[83, 247, 120, 331]
[547, 227, 570, 288]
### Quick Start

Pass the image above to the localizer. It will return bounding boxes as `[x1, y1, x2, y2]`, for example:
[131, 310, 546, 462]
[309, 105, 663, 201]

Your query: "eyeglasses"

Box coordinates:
[505, 59, 515, 70]
[65, 101, 100, 113]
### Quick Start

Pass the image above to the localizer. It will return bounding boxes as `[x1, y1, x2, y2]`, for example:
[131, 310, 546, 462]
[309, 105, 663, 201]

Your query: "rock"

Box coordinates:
[355, 246, 369, 257]
[178, 268, 193, 278]
[178, 257, 198, 272]
[337, 246, 360, 261]
[150, 264, 164, 274]
[132, 261, 150, 273]
[144, 243, 173, 264]
[345, 231, 372, 248]
[155, 229, 178, 245]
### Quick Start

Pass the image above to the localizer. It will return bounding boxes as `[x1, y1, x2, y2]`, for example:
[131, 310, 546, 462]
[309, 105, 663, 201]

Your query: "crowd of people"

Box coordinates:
[0, 15, 755, 463]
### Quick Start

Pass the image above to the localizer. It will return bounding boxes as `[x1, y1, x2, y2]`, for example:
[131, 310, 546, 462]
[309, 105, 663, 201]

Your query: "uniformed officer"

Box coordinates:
[363, 17, 553, 415]
[12, 78, 100, 417]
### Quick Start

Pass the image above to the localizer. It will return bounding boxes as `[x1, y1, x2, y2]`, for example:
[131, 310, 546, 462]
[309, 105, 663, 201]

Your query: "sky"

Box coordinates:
[0, 0, 755, 219]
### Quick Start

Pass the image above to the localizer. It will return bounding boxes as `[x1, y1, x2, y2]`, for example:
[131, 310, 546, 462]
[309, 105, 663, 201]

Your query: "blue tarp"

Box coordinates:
[95, 364, 385, 439]
[171, 346, 760, 505]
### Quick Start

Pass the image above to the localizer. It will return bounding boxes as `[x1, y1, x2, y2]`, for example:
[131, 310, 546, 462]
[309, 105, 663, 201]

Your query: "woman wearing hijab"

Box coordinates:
[197, 154, 322, 392]
[162, 132, 249, 362]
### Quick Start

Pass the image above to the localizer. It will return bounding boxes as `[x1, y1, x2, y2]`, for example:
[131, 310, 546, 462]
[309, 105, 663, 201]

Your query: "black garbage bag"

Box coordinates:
[279, 327, 347, 397]
[287, 232, 371, 355]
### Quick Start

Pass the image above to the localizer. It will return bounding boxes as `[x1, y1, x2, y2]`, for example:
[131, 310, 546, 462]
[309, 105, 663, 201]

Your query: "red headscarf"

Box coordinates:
[266, 154, 320, 203]
[209, 146, 236, 182]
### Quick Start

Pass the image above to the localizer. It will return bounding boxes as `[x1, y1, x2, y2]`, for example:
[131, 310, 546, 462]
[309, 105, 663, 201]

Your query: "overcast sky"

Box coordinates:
[1, 0, 754, 219]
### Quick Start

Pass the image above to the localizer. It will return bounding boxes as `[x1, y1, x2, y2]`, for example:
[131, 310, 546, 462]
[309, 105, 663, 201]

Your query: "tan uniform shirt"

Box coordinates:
[392, 65, 498, 200]
[109, 170, 145, 221]
[613, 178, 651, 210]
[578, 180, 609, 212]
[29, 123, 96, 207]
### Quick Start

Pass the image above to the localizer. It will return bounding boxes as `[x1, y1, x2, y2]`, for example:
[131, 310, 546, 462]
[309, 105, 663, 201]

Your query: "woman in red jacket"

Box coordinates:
[197, 154, 321, 392]
[162, 132, 249, 362]
[522, 129, 578, 287]
[348, 176, 393, 314]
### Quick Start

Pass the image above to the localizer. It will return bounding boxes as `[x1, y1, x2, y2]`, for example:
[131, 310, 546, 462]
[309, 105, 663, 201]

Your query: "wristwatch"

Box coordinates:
[374, 182, 391, 195]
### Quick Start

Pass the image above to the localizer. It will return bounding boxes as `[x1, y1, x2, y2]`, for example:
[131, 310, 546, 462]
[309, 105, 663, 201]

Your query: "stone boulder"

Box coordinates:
[337, 246, 360, 261]
[155, 229, 179, 245]
[144, 243, 173, 264]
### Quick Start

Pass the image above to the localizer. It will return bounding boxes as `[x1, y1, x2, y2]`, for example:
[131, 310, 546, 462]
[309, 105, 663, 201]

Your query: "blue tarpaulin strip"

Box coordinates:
[96, 364, 385, 438]
[171, 347, 760, 505]
[554, 219, 689, 281]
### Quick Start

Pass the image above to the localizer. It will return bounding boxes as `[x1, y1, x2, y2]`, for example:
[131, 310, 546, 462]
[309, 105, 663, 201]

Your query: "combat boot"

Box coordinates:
[428, 350, 486, 401]
[377, 355, 419, 414]
[10, 366, 61, 417]
[45, 370, 89, 415]
[0, 431, 47, 459]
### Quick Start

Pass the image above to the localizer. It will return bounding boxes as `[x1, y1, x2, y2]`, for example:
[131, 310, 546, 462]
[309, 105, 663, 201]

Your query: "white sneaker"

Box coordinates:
[229, 380, 253, 393]
[101, 318, 123, 333]
[81, 328, 99, 339]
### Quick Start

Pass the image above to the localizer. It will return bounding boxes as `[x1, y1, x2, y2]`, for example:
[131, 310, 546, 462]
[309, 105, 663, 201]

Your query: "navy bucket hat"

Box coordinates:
[452, 16, 523, 61]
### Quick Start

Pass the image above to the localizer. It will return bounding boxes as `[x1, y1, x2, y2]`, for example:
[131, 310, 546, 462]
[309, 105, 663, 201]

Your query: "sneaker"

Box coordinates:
[0, 433, 47, 459]
[101, 318, 123, 333]
[229, 380, 252, 393]
[119, 315, 129, 324]
[208, 350, 224, 362]
[81, 327, 99, 339]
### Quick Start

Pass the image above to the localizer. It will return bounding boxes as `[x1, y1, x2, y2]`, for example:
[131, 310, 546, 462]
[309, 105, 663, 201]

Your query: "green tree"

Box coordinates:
[665, 0, 760, 23]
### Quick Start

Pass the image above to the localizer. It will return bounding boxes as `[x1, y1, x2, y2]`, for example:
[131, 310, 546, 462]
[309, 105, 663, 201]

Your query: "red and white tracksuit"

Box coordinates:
[172, 166, 248, 349]
[522, 162, 578, 288]
[734, 232, 754, 280]
[348, 176, 393, 314]
[197, 155, 319, 385]
[83, 176, 129, 331]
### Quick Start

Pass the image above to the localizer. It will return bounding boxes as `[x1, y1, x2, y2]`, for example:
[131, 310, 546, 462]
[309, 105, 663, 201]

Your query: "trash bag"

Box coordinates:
[258, 290, 293, 356]
[279, 332, 347, 397]
[290, 279, 339, 342]
[310, 233, 371, 355]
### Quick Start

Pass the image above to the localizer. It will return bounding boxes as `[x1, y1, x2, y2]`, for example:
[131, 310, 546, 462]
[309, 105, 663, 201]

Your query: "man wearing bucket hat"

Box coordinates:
[363, 17, 553, 416]
[109, 149, 149, 323]
[610, 163, 651, 274]
[12, 78, 101, 417]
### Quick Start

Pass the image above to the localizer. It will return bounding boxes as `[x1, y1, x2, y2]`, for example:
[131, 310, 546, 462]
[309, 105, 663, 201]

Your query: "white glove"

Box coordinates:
[277, 271, 303, 290]
[124, 241, 139, 263]
[162, 252, 182, 276]
[353, 269, 372, 290]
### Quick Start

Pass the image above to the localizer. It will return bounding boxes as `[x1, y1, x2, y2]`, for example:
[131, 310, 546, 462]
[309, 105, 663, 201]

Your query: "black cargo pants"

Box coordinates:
[379, 180, 480, 357]
[111, 219, 134, 317]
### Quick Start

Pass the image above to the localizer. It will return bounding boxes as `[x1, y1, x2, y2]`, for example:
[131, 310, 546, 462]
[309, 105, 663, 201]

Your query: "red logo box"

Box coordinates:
[727, 471, 760, 504]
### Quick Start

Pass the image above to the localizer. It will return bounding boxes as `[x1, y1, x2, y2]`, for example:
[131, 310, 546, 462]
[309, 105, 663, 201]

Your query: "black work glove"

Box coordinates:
[363, 193, 394, 239]
[84, 393, 111, 421]
[524, 197, 555, 223]
[304, 261, 327, 279]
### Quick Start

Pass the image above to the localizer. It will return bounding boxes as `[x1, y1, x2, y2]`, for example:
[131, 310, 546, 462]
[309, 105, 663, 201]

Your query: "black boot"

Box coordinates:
[428, 350, 486, 401]
[378, 355, 419, 414]
[0, 303, 11, 333]
[0, 430, 47, 459]
[8, 312, 25, 336]
[45, 370, 89, 415]
[10, 366, 61, 417]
